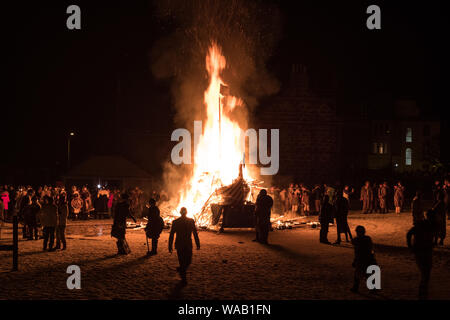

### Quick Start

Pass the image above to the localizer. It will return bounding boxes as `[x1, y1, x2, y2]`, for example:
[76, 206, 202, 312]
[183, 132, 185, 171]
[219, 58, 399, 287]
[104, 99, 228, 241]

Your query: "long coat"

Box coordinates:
[40, 204, 58, 227]
[143, 205, 164, 239]
[378, 185, 388, 209]
[112, 201, 135, 239]
[394, 186, 405, 208]
[335, 197, 349, 233]
[360, 186, 373, 204]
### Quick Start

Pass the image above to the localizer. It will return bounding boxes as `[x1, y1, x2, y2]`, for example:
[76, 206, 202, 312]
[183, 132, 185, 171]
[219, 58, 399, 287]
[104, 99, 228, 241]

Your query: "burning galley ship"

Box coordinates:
[168, 43, 261, 230]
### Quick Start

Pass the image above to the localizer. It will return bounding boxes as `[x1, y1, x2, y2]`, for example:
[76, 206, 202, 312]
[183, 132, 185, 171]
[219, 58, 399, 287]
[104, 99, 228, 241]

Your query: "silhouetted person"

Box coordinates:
[40, 196, 58, 251]
[143, 198, 164, 255]
[319, 195, 333, 244]
[360, 181, 373, 214]
[169, 207, 200, 285]
[111, 193, 136, 255]
[351, 226, 376, 293]
[19, 189, 33, 239]
[25, 196, 40, 240]
[334, 194, 353, 244]
[255, 189, 273, 244]
[56, 191, 68, 250]
[407, 218, 434, 300]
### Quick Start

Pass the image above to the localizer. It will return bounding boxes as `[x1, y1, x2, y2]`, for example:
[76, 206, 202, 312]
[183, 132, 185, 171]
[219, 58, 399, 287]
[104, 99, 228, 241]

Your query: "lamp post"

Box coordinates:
[68, 132, 75, 170]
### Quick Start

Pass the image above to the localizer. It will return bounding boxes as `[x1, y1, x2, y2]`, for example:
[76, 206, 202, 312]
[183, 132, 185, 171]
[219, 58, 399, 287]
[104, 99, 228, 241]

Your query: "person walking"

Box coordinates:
[143, 198, 164, 255]
[111, 193, 136, 255]
[168, 207, 200, 285]
[350, 226, 377, 293]
[407, 218, 435, 300]
[254, 189, 273, 244]
[39, 196, 58, 251]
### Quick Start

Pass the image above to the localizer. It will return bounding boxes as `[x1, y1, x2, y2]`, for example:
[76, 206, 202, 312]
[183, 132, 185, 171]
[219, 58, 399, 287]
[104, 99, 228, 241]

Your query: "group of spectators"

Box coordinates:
[263, 178, 450, 218]
[0, 184, 169, 251]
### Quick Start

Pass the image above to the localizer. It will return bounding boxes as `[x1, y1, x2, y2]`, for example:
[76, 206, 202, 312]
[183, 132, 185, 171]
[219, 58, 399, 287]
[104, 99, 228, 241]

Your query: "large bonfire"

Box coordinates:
[170, 42, 255, 227]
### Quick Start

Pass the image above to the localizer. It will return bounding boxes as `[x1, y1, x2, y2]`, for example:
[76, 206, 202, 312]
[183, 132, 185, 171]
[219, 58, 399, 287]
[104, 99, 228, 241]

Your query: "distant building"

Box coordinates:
[254, 66, 441, 184]
[368, 99, 440, 173]
[255, 64, 338, 184]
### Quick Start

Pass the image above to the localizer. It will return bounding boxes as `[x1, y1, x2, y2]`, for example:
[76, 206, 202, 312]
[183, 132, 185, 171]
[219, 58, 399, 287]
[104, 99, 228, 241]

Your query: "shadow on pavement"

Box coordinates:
[168, 281, 186, 299]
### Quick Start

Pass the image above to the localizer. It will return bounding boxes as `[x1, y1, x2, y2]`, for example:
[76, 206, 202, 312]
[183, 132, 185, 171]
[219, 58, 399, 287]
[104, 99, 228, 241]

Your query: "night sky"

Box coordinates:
[12, 0, 446, 181]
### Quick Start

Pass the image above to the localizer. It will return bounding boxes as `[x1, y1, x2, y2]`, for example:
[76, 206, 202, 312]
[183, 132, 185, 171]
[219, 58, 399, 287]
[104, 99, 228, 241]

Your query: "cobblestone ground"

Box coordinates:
[1, 212, 449, 300]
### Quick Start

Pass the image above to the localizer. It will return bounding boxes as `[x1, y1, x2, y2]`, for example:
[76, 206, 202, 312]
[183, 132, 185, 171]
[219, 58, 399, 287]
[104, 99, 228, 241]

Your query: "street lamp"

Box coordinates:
[68, 132, 75, 169]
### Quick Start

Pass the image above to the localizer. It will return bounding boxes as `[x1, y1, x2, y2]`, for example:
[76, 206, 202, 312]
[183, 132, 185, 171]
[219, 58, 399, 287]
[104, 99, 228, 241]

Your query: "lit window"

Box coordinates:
[405, 148, 412, 165]
[406, 128, 412, 142]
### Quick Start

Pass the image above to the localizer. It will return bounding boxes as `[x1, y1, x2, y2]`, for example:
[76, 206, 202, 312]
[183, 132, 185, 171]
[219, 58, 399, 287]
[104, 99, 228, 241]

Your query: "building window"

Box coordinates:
[406, 128, 412, 142]
[372, 142, 388, 154]
[423, 125, 430, 136]
[405, 148, 412, 166]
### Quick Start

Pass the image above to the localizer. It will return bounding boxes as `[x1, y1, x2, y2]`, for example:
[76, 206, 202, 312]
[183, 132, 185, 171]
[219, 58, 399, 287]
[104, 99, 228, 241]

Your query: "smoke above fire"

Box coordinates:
[150, 0, 281, 124]
[149, 0, 282, 216]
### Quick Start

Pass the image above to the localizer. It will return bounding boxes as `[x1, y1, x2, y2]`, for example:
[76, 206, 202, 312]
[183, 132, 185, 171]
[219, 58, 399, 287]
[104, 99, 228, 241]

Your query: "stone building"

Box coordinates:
[254, 66, 441, 186]
[368, 99, 440, 173]
[255, 64, 339, 185]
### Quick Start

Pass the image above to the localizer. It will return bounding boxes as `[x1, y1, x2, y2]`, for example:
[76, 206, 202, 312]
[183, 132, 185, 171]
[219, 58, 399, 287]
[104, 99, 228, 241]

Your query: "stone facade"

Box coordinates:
[254, 65, 339, 184]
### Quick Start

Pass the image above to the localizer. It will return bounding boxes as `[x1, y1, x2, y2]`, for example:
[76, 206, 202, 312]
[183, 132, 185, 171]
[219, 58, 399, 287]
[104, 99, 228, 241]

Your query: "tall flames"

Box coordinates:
[174, 43, 253, 226]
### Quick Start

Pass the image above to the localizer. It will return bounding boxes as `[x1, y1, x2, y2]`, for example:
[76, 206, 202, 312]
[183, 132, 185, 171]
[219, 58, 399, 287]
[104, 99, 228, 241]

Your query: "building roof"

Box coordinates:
[65, 155, 152, 179]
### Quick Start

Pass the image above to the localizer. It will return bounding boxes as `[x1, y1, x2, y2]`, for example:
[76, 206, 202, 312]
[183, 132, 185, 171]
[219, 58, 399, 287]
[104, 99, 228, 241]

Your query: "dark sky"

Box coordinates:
[12, 0, 445, 179]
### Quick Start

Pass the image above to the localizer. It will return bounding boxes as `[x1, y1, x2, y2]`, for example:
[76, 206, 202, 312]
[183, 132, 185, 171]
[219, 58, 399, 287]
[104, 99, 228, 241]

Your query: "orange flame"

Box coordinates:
[174, 42, 252, 226]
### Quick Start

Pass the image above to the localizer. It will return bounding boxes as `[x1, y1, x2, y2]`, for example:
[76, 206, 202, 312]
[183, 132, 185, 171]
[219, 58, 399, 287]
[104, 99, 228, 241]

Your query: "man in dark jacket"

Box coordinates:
[351, 225, 376, 293]
[19, 189, 33, 239]
[25, 196, 40, 240]
[143, 198, 164, 255]
[255, 189, 273, 244]
[319, 195, 333, 244]
[407, 218, 434, 300]
[56, 191, 69, 250]
[169, 207, 200, 285]
[111, 193, 136, 255]
[40, 196, 58, 251]
[334, 194, 352, 244]
[360, 181, 373, 214]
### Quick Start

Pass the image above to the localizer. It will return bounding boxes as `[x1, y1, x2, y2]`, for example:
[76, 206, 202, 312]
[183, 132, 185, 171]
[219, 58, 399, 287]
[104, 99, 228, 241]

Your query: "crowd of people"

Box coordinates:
[0, 176, 449, 296]
[0, 184, 169, 251]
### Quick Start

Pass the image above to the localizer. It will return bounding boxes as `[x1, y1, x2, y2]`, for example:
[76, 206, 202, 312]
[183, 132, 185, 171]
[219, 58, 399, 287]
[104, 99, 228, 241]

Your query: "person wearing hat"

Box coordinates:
[111, 193, 136, 255]
[168, 207, 200, 285]
[143, 198, 164, 255]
